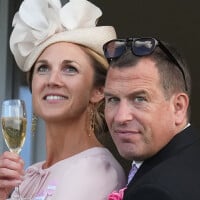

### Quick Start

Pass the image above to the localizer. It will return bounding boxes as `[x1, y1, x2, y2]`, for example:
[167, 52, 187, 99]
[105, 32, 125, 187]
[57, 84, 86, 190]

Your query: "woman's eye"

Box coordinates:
[37, 65, 49, 74]
[63, 66, 78, 74]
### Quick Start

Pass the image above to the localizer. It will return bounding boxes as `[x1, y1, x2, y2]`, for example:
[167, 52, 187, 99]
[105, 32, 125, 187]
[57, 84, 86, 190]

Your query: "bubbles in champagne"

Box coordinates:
[1, 117, 27, 154]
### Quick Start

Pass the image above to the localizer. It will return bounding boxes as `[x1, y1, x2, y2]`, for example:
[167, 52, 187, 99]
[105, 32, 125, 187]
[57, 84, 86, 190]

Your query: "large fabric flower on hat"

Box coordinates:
[10, 0, 102, 71]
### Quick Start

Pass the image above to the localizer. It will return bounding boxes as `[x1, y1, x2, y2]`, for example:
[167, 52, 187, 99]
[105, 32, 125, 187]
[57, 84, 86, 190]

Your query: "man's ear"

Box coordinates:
[90, 87, 104, 103]
[173, 93, 189, 125]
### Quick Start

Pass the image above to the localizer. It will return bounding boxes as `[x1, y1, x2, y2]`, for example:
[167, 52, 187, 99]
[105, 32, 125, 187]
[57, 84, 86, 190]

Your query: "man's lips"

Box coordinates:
[113, 129, 140, 135]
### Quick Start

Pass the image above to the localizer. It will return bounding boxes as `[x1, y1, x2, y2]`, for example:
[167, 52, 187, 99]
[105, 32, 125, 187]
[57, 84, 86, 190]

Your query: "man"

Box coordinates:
[103, 37, 200, 200]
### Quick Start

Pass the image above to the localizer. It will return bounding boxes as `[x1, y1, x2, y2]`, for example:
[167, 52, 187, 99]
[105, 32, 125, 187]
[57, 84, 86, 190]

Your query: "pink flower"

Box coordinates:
[108, 187, 127, 200]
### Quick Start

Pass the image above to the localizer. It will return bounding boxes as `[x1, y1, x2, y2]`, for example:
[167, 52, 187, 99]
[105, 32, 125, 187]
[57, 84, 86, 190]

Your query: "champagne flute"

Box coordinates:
[1, 99, 27, 200]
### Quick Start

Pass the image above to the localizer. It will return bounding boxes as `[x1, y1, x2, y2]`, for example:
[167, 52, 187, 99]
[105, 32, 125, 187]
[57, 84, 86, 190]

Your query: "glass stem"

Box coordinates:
[17, 185, 22, 200]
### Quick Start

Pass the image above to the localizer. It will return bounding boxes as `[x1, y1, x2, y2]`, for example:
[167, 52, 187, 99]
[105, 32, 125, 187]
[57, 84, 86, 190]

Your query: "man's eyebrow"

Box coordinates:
[104, 91, 113, 97]
[104, 89, 148, 100]
[131, 90, 147, 96]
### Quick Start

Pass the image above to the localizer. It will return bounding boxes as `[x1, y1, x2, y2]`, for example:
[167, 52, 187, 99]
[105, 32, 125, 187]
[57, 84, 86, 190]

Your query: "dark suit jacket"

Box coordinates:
[123, 126, 200, 200]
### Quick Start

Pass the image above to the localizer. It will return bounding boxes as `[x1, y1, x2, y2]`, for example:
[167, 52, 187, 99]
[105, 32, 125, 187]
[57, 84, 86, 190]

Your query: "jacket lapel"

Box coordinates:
[128, 126, 199, 186]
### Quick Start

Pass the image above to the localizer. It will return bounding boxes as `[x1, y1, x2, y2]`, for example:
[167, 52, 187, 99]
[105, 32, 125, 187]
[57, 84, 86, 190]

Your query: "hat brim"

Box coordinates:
[24, 26, 116, 72]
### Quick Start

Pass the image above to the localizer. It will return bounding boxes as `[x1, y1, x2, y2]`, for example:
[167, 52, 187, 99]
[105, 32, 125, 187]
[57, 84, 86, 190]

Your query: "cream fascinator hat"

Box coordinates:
[10, 0, 116, 72]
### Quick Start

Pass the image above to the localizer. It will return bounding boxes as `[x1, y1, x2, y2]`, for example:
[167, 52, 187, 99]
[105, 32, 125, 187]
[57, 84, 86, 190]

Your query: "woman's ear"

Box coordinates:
[173, 92, 189, 125]
[90, 87, 104, 103]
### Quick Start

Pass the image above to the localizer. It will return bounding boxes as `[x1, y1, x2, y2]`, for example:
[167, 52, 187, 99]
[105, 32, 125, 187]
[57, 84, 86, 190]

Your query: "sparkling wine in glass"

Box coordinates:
[1, 99, 27, 199]
[1, 99, 27, 154]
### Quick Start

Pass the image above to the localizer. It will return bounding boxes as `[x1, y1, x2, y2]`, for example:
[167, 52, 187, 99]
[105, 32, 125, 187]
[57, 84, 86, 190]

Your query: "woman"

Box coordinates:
[0, 0, 126, 199]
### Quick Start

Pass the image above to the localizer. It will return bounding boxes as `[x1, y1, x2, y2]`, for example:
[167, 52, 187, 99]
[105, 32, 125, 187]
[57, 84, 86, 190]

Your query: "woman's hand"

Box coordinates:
[0, 151, 24, 200]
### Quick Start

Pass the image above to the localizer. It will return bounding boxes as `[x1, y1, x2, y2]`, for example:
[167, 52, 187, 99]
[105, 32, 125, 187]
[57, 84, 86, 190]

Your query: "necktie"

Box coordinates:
[127, 164, 138, 184]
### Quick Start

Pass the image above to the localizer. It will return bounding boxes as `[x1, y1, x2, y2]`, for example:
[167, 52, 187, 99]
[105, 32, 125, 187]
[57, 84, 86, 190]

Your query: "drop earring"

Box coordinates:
[31, 113, 38, 135]
[88, 103, 95, 137]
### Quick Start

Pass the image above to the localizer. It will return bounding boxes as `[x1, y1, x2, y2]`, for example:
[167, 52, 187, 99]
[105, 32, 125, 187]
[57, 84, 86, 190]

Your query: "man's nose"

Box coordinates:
[114, 101, 133, 124]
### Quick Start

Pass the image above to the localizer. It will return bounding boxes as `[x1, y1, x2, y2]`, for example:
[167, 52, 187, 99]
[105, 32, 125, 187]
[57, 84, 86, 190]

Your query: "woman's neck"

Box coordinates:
[43, 120, 102, 168]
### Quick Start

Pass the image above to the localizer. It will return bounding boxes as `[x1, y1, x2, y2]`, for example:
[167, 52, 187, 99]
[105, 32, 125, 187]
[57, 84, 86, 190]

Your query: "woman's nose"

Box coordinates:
[47, 70, 63, 87]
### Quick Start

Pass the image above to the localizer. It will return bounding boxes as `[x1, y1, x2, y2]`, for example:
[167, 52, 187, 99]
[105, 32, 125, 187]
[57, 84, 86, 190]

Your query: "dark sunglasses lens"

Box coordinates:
[132, 38, 156, 56]
[104, 40, 126, 59]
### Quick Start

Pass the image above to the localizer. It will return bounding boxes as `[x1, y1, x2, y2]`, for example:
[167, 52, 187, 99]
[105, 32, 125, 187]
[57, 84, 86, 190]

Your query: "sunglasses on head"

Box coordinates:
[103, 37, 187, 91]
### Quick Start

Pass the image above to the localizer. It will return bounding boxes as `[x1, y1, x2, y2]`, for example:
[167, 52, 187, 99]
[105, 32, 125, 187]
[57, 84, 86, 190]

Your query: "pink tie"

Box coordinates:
[127, 164, 138, 184]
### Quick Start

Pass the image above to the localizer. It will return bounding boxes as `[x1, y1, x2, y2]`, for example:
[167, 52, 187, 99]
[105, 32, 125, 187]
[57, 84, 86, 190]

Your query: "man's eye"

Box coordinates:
[135, 96, 146, 103]
[105, 97, 119, 104]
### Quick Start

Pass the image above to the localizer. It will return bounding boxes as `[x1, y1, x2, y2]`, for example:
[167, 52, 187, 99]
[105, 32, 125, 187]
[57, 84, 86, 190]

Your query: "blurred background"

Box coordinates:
[0, 0, 199, 168]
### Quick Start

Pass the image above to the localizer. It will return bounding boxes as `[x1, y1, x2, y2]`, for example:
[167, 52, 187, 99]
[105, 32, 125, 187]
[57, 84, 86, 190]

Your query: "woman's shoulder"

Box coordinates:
[62, 147, 126, 191]
[54, 147, 126, 181]
[54, 147, 126, 200]
[76, 147, 126, 181]
[79, 147, 123, 167]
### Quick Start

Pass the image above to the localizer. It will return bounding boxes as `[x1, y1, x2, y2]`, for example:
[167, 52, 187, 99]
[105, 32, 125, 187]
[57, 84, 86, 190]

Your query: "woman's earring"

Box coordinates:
[31, 113, 38, 135]
[89, 104, 95, 137]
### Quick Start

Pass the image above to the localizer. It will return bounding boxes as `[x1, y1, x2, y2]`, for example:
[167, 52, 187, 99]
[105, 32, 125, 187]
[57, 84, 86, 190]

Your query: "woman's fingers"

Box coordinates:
[0, 151, 25, 187]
